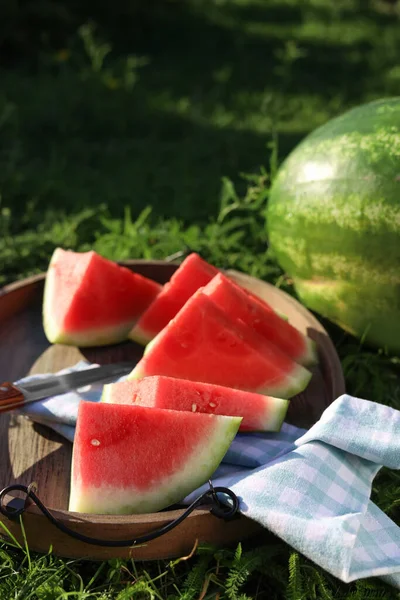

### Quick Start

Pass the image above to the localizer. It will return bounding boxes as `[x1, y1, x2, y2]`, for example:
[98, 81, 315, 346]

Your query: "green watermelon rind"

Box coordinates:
[128, 324, 152, 346]
[252, 396, 289, 432]
[143, 334, 159, 356]
[43, 320, 136, 347]
[101, 384, 115, 403]
[68, 412, 241, 514]
[101, 380, 139, 404]
[253, 361, 312, 399]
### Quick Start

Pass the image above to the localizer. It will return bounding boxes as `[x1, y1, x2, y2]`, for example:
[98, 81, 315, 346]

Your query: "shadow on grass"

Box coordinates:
[1, 74, 307, 224]
[79, 0, 393, 101]
[1, 0, 398, 224]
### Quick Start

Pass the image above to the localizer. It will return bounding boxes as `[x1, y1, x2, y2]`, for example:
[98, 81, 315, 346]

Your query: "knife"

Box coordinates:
[0, 363, 133, 414]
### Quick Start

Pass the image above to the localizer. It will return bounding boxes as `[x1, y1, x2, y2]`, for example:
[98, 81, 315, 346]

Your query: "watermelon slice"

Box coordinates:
[128, 291, 312, 398]
[69, 401, 241, 514]
[43, 248, 162, 346]
[203, 273, 318, 366]
[129, 253, 219, 345]
[102, 376, 289, 432]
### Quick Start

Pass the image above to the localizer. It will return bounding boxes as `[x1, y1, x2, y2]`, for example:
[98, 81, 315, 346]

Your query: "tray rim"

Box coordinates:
[0, 261, 346, 533]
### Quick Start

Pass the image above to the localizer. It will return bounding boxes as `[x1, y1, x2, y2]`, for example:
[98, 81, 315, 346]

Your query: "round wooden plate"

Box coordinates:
[0, 260, 345, 560]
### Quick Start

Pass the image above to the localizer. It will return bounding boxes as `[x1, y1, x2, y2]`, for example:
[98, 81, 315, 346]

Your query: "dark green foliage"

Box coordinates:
[2, 538, 398, 599]
[287, 552, 303, 600]
[2, 1, 400, 227]
[1, 2, 400, 599]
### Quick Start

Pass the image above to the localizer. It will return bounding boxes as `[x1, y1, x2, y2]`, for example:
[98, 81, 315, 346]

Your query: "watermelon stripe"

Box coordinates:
[269, 183, 400, 254]
[294, 278, 400, 353]
[269, 237, 400, 285]
[267, 98, 400, 352]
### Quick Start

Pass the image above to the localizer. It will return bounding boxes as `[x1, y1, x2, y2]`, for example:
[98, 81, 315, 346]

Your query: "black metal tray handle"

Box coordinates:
[0, 481, 239, 548]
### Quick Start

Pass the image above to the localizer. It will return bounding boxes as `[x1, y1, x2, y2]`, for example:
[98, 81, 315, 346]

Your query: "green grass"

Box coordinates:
[1, 0, 400, 598]
[2, 0, 400, 232]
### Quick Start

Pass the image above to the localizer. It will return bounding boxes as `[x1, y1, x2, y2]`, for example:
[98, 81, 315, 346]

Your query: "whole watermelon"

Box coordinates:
[267, 97, 400, 353]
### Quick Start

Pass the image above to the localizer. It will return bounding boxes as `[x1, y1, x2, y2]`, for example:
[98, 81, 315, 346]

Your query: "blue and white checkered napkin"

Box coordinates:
[17, 361, 400, 588]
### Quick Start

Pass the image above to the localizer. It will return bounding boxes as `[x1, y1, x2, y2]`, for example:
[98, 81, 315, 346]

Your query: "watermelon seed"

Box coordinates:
[91, 439, 101, 446]
[209, 402, 216, 408]
[191, 403, 197, 412]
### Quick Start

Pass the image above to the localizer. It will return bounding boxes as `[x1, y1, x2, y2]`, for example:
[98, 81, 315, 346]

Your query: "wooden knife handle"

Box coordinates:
[0, 382, 24, 407]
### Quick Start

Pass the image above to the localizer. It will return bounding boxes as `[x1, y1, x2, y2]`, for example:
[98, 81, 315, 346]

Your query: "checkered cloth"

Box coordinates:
[17, 362, 400, 588]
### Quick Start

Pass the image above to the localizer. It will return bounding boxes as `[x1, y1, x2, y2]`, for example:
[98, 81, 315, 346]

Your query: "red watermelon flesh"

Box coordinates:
[69, 401, 241, 514]
[102, 376, 289, 432]
[129, 291, 312, 398]
[129, 253, 219, 345]
[43, 248, 162, 346]
[203, 273, 317, 366]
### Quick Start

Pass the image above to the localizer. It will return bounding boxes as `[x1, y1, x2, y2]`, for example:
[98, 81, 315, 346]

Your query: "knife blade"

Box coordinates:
[0, 362, 133, 414]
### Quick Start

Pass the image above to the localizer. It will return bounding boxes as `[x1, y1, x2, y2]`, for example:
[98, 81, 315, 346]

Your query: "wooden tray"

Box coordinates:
[0, 261, 346, 560]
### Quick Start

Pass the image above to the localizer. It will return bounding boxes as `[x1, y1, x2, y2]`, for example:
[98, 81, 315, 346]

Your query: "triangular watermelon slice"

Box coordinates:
[101, 376, 289, 432]
[203, 273, 318, 366]
[129, 253, 219, 345]
[43, 248, 162, 346]
[69, 401, 241, 514]
[128, 291, 312, 398]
